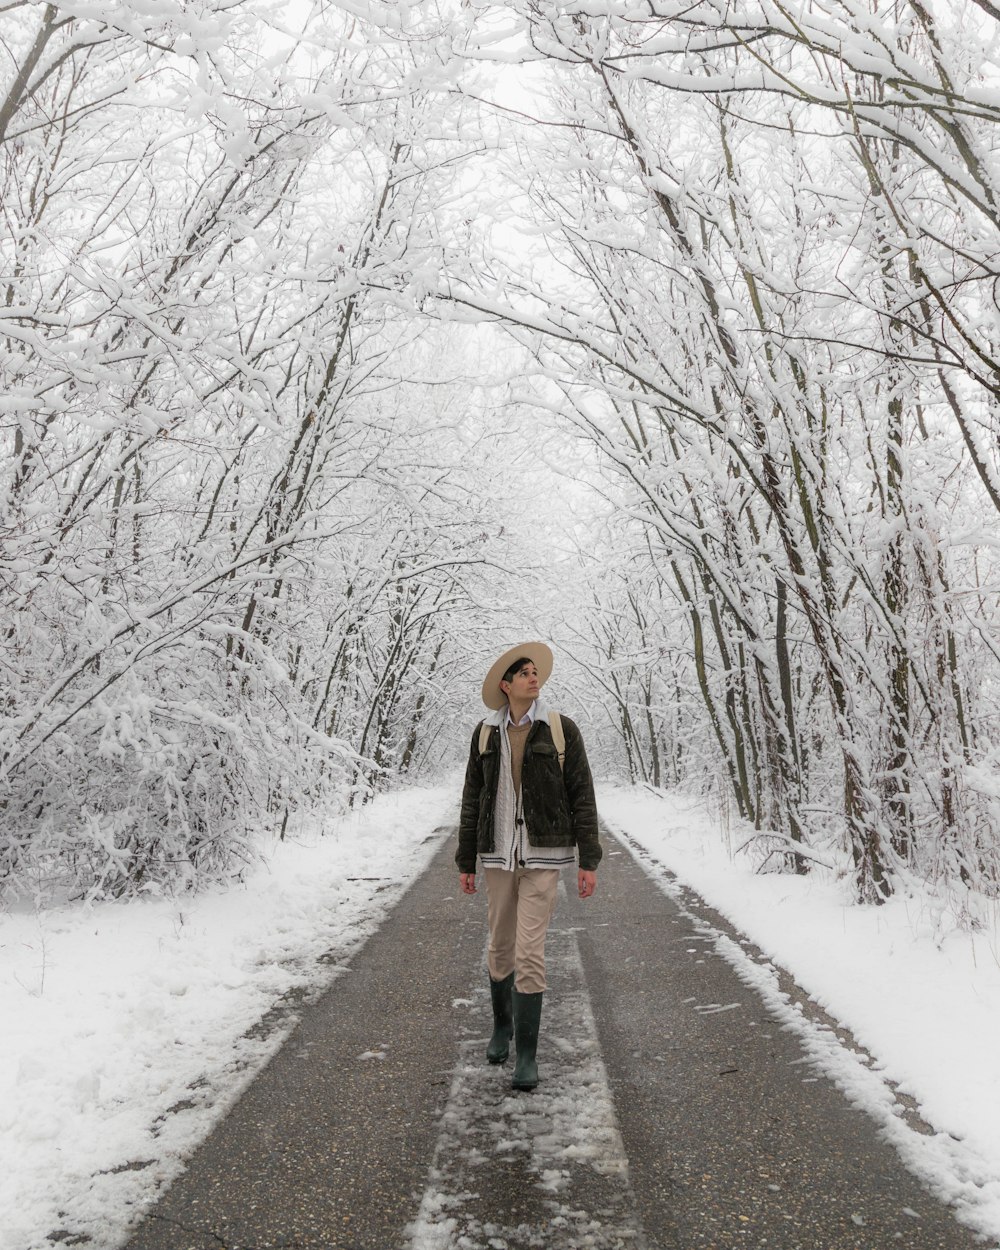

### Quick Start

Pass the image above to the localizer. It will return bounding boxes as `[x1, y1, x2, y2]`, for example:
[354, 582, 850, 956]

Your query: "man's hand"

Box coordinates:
[459, 872, 478, 895]
[578, 869, 597, 899]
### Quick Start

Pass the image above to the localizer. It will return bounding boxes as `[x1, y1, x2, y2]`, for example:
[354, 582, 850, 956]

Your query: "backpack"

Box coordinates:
[479, 712, 565, 771]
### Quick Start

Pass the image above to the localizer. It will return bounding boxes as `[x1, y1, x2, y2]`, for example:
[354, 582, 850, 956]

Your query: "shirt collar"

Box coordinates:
[482, 699, 551, 729]
[506, 702, 536, 728]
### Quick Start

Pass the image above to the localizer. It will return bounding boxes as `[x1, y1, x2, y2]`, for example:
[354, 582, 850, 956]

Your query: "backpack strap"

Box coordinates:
[548, 711, 565, 772]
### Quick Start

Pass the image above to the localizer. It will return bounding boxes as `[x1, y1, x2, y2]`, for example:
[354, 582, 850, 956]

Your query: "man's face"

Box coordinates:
[500, 662, 540, 703]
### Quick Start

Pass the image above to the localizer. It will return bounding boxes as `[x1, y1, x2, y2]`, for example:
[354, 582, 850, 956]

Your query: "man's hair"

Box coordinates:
[501, 656, 534, 684]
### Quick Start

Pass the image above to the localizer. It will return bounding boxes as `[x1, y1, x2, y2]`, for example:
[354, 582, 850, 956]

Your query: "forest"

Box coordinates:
[3, 0, 1000, 909]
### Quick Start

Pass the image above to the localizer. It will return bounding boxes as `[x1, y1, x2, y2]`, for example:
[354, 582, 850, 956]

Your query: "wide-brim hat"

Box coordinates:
[481, 641, 553, 710]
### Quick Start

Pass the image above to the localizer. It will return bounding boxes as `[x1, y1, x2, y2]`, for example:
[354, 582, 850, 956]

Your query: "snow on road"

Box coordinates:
[406, 903, 645, 1250]
[3, 781, 1000, 1248]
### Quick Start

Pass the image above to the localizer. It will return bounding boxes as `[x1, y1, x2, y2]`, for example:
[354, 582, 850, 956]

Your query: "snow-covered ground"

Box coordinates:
[0, 786, 455, 1250]
[3, 781, 1000, 1249]
[601, 784, 1000, 1247]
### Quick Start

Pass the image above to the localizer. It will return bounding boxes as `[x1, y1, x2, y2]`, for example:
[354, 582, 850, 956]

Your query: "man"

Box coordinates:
[456, 641, 602, 1091]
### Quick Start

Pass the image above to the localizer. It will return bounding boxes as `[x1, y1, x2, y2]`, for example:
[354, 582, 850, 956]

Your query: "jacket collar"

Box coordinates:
[483, 698, 551, 729]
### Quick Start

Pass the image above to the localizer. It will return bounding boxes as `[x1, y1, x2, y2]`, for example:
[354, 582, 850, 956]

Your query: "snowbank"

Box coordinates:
[598, 783, 1000, 1244]
[0, 786, 454, 1250]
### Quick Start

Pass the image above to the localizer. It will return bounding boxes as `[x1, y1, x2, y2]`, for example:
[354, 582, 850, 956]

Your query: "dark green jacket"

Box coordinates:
[455, 714, 602, 874]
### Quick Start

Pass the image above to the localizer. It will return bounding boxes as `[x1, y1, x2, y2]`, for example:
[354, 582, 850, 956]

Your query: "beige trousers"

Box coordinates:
[484, 867, 560, 994]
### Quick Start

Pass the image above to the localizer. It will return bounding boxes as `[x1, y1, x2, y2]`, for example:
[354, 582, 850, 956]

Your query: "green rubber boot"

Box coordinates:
[511, 988, 543, 1090]
[486, 972, 515, 1064]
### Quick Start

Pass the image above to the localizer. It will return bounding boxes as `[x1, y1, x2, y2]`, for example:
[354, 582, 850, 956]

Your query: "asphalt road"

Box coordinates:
[121, 826, 990, 1250]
